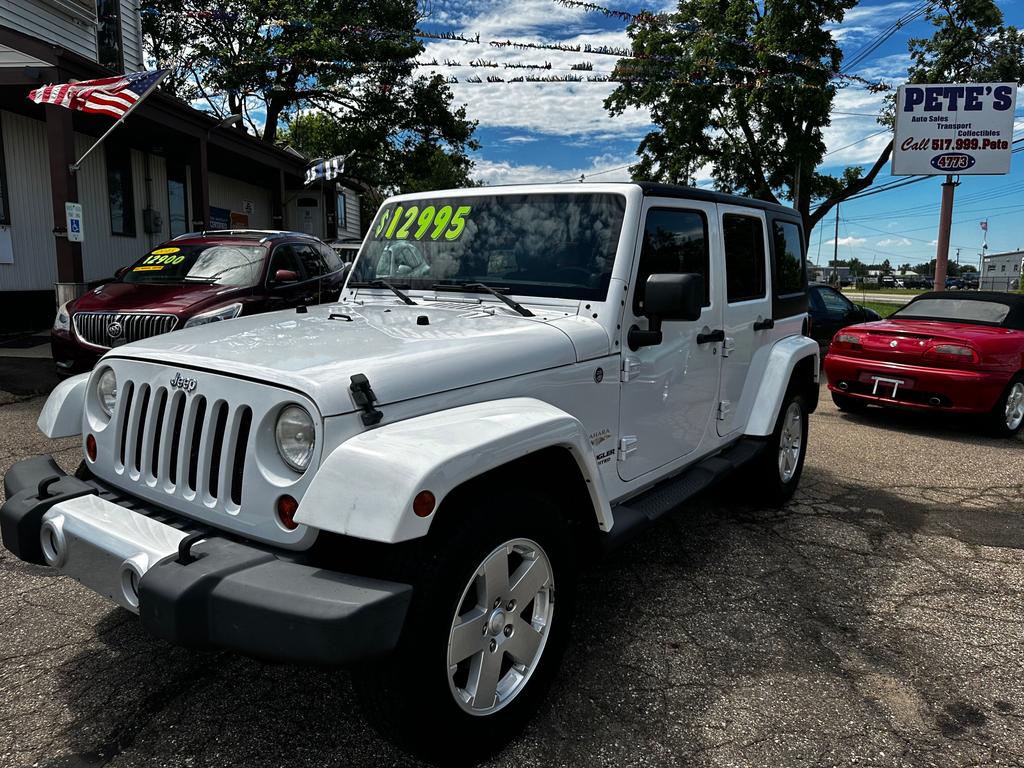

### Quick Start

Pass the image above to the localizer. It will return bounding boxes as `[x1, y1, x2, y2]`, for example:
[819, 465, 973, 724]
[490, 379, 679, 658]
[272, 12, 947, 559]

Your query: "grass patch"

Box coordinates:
[841, 287, 927, 296]
[860, 301, 900, 318]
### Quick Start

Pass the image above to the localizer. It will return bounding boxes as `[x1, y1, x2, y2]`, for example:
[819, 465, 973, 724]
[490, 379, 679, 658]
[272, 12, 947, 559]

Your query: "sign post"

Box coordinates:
[892, 83, 1017, 291]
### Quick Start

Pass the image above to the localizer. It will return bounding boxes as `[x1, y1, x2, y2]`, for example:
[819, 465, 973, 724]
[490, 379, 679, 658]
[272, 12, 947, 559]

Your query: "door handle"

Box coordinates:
[696, 329, 725, 345]
[753, 318, 775, 331]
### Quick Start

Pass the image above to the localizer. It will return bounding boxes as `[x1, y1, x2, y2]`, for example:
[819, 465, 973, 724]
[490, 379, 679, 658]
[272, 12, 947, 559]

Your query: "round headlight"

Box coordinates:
[275, 405, 315, 472]
[96, 368, 117, 417]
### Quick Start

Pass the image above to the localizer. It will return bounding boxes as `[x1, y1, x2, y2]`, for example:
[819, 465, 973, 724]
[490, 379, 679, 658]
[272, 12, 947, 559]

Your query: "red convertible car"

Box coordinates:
[824, 292, 1024, 437]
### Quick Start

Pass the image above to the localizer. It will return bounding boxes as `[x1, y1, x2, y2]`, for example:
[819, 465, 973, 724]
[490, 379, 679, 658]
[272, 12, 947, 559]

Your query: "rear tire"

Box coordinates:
[353, 492, 577, 766]
[831, 391, 867, 413]
[750, 390, 808, 507]
[988, 375, 1024, 439]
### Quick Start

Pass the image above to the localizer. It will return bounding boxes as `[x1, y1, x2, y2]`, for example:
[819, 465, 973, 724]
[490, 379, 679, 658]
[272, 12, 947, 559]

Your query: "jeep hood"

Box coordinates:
[106, 303, 603, 416]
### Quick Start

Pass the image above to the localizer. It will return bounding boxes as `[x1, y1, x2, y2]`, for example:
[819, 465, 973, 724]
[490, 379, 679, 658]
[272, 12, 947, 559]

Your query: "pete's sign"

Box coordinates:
[892, 83, 1017, 176]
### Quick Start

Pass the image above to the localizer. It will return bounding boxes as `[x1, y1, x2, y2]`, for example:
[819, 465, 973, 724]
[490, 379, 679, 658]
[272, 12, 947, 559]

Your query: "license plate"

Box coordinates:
[870, 375, 905, 398]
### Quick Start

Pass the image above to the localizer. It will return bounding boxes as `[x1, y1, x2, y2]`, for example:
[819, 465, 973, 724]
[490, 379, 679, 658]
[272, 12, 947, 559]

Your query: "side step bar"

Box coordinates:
[603, 438, 765, 553]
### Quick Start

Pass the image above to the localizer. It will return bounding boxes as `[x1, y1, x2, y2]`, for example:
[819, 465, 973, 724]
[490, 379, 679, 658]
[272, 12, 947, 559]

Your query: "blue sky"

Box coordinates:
[417, 0, 1024, 271]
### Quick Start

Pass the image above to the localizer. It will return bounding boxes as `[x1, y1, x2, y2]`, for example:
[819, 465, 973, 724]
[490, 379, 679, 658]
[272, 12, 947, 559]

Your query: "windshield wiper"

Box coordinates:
[432, 282, 534, 317]
[348, 279, 417, 306]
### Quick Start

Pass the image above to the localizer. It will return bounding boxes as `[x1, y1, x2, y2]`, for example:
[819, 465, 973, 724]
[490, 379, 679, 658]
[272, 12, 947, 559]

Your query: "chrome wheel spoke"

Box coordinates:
[505, 618, 543, 665]
[509, 556, 550, 605]
[449, 609, 487, 664]
[468, 645, 503, 709]
[481, 545, 510, 607]
[778, 401, 803, 483]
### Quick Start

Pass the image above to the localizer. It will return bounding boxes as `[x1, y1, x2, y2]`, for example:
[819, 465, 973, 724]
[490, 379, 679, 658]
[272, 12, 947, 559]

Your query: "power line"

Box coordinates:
[823, 128, 891, 157]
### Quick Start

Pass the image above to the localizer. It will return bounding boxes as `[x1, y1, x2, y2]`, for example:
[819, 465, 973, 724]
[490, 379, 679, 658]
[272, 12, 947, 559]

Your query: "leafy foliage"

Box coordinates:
[141, 0, 478, 217]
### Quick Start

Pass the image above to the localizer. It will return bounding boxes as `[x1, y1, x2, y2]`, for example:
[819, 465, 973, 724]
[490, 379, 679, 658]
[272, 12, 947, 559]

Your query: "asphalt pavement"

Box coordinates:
[1, 385, 1023, 768]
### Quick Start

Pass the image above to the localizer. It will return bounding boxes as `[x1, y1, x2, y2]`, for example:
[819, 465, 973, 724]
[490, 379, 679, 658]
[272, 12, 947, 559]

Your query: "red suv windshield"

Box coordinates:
[122, 243, 266, 286]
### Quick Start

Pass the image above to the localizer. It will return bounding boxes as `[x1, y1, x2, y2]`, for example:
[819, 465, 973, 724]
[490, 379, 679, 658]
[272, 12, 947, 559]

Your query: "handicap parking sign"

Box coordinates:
[65, 202, 83, 243]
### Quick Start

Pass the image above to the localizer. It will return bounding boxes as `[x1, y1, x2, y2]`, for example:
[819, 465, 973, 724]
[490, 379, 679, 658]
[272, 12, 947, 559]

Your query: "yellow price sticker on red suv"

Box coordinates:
[151, 247, 180, 255]
[374, 205, 472, 242]
[142, 252, 185, 265]
[134, 265, 165, 272]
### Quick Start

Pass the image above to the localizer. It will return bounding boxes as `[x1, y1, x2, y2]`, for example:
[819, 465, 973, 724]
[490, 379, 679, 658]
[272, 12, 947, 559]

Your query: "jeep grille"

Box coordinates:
[74, 312, 178, 349]
[114, 379, 252, 511]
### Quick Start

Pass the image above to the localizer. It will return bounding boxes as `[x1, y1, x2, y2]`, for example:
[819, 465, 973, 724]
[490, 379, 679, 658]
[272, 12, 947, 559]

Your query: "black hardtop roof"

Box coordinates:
[635, 182, 801, 219]
[904, 290, 1024, 330]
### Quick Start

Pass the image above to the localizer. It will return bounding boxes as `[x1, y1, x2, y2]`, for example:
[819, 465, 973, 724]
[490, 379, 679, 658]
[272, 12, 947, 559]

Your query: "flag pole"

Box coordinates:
[69, 70, 169, 173]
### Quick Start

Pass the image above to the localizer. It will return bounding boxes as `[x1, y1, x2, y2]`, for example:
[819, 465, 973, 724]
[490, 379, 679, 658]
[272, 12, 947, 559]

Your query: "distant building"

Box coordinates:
[980, 250, 1023, 292]
[0, 2, 361, 331]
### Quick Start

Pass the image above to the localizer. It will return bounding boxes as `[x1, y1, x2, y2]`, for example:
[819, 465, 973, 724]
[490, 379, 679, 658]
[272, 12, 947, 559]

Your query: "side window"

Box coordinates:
[771, 220, 805, 296]
[319, 244, 344, 273]
[296, 244, 327, 278]
[723, 214, 766, 303]
[634, 208, 709, 315]
[268, 244, 303, 280]
[818, 287, 853, 316]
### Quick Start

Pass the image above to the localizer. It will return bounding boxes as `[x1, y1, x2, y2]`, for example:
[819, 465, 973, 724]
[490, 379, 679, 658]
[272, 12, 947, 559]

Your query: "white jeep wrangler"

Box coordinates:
[2, 183, 818, 762]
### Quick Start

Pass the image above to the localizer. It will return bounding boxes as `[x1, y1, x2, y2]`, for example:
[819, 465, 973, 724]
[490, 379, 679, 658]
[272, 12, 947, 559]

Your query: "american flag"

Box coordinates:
[28, 69, 168, 119]
[305, 151, 355, 186]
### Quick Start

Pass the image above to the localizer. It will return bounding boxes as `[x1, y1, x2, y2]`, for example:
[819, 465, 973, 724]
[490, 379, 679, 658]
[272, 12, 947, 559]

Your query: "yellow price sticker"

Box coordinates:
[151, 247, 180, 255]
[133, 265, 165, 272]
[374, 204, 473, 242]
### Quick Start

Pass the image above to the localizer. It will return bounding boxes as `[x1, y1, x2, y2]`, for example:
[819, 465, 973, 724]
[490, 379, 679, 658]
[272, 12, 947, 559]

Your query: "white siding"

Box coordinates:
[0, 0, 98, 63]
[210, 173, 273, 229]
[285, 189, 324, 238]
[339, 187, 362, 238]
[0, 43, 50, 68]
[119, 0, 143, 71]
[0, 110, 56, 292]
[73, 134, 169, 281]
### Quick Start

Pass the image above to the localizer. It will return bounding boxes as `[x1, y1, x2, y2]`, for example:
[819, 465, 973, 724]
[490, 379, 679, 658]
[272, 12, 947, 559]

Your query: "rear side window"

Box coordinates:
[634, 208, 710, 315]
[723, 214, 766, 303]
[319, 244, 344, 273]
[771, 221, 805, 296]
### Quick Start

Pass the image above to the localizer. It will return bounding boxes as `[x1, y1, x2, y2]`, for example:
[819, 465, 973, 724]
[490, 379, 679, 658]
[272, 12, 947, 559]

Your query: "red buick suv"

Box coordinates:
[51, 230, 349, 374]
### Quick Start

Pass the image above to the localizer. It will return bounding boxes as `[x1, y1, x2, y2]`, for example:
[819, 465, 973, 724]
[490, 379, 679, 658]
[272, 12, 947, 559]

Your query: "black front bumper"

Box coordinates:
[1, 456, 412, 665]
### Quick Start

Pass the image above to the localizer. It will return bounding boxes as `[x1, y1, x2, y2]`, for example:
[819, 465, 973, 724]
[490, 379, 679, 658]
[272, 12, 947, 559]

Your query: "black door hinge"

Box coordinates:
[350, 373, 384, 426]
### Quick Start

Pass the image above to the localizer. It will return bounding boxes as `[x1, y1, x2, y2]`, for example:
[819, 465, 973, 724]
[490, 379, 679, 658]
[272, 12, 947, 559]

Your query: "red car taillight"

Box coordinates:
[923, 342, 979, 365]
[832, 331, 862, 348]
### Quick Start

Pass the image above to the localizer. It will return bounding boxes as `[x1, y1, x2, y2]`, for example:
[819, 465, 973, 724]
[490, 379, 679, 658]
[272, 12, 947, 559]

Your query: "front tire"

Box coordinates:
[988, 376, 1024, 438]
[750, 391, 809, 507]
[353, 493, 576, 765]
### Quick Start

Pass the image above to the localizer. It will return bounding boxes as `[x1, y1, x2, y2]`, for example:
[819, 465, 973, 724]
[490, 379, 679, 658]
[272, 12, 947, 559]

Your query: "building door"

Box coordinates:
[618, 199, 723, 482]
[167, 162, 188, 238]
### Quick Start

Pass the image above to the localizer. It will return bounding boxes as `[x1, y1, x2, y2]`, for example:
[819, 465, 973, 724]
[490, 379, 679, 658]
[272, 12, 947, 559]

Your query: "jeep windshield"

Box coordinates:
[347, 193, 626, 301]
[121, 244, 265, 287]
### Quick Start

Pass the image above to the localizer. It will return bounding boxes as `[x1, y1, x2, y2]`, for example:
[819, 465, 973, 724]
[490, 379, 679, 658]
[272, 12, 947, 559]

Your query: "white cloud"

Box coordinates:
[473, 152, 637, 185]
[876, 237, 913, 247]
[500, 135, 539, 144]
[827, 236, 867, 247]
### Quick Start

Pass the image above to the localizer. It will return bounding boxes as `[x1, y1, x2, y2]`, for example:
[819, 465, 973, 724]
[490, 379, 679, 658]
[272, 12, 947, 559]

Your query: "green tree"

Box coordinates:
[605, 0, 1023, 241]
[880, 259, 893, 275]
[141, 0, 477, 152]
[847, 257, 868, 278]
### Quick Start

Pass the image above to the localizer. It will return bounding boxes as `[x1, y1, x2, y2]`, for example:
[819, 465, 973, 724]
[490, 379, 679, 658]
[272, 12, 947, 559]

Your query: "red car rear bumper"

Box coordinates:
[824, 353, 1008, 414]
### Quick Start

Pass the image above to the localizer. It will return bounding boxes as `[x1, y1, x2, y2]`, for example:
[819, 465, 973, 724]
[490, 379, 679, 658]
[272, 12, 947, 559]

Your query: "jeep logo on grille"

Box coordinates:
[170, 373, 198, 392]
[107, 322, 123, 339]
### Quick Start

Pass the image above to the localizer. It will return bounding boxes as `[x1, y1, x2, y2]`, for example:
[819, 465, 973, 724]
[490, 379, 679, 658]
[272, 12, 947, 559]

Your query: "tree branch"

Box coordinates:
[808, 139, 894, 232]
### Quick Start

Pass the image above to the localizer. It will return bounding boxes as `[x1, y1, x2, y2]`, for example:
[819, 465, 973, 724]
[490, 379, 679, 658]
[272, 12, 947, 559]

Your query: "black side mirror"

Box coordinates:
[629, 273, 704, 350]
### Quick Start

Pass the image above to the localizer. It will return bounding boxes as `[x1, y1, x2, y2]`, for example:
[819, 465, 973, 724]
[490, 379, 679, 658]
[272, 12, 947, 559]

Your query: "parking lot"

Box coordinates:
[1, 382, 1023, 768]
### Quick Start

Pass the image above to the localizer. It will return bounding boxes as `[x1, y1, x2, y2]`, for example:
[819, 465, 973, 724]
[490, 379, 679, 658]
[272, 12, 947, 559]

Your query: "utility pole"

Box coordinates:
[932, 174, 960, 292]
[832, 202, 840, 286]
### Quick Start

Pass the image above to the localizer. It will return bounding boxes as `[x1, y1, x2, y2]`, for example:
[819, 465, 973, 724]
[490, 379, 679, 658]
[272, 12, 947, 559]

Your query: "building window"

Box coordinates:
[336, 190, 347, 231]
[0, 119, 10, 226]
[96, 0, 124, 72]
[106, 145, 136, 236]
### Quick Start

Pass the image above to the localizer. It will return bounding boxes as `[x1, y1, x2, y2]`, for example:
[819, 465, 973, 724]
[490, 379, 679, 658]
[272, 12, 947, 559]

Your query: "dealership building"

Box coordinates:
[0, 1, 361, 332]
[980, 250, 1023, 292]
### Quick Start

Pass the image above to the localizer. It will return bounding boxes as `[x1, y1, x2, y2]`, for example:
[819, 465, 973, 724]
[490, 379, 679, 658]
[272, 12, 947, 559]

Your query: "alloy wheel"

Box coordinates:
[1005, 382, 1024, 431]
[778, 400, 803, 484]
[446, 538, 554, 716]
